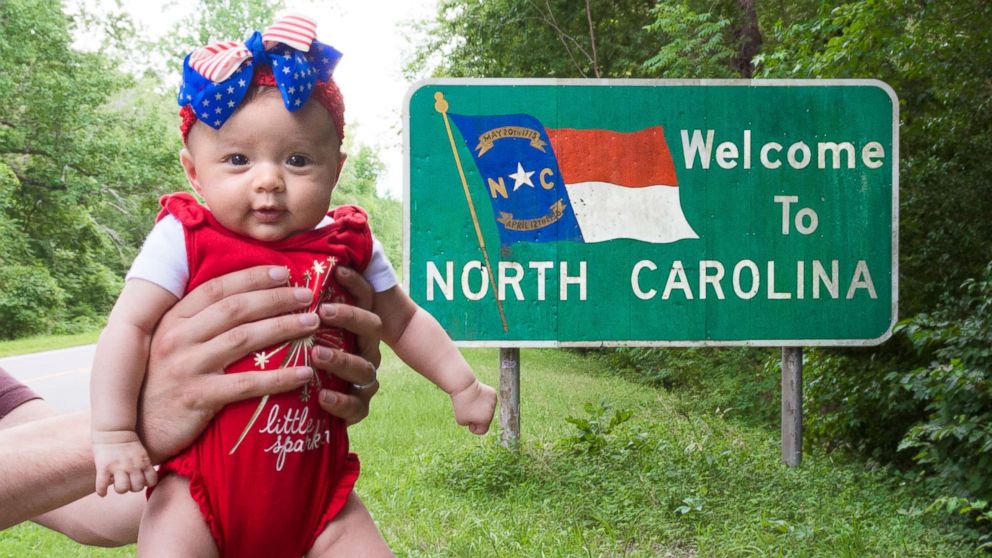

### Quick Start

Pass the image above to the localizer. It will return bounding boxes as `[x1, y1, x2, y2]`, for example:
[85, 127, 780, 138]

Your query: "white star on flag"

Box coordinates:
[294, 99, 302, 106]
[238, 79, 246, 87]
[288, 86, 296, 94]
[214, 92, 222, 100]
[226, 86, 234, 94]
[227, 100, 235, 108]
[509, 162, 536, 191]
[283, 66, 291, 74]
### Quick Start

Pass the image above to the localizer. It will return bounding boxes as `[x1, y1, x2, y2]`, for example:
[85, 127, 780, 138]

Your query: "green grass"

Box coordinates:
[0, 348, 979, 556]
[0, 329, 102, 358]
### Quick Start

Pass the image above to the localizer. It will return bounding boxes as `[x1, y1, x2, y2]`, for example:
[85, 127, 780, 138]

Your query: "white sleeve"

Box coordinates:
[364, 235, 398, 293]
[125, 215, 189, 298]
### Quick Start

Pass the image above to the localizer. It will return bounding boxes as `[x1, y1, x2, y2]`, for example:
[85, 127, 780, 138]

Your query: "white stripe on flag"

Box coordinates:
[565, 182, 699, 243]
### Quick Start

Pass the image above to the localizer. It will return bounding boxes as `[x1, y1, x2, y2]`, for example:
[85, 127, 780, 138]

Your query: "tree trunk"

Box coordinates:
[734, 0, 762, 78]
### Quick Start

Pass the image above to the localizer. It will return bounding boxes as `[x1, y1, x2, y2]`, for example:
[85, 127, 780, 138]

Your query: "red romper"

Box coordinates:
[155, 193, 373, 557]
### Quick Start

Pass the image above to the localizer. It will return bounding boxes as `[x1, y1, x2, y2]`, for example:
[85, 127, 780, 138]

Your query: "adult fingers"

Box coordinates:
[311, 345, 377, 387]
[170, 266, 290, 319]
[318, 304, 382, 369]
[200, 366, 314, 409]
[318, 303, 381, 340]
[170, 286, 316, 347]
[334, 266, 373, 311]
[319, 388, 374, 426]
[183, 313, 321, 373]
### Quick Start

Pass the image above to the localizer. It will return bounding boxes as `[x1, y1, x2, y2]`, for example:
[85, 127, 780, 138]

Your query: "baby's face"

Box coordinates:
[180, 90, 343, 242]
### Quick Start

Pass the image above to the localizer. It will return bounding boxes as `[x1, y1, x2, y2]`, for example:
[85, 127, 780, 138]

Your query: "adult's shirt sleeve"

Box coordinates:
[125, 215, 189, 298]
[0, 368, 41, 420]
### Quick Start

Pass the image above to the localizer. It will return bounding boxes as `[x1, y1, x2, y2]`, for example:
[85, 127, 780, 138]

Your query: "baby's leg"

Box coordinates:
[306, 493, 393, 557]
[138, 474, 218, 558]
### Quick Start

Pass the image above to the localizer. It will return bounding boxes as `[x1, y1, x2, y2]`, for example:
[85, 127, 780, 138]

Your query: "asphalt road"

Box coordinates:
[1, 345, 96, 412]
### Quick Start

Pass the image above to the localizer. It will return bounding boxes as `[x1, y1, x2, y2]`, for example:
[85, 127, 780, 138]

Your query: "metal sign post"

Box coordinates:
[499, 348, 520, 448]
[781, 347, 803, 466]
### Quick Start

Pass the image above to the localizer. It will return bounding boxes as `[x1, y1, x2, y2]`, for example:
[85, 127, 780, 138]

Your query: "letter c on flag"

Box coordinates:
[540, 168, 555, 189]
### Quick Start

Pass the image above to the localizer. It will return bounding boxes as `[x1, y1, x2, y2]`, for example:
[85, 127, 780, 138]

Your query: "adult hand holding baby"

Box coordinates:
[138, 264, 382, 463]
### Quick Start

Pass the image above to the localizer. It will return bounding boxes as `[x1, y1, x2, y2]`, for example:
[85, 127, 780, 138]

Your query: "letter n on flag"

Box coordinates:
[448, 112, 698, 245]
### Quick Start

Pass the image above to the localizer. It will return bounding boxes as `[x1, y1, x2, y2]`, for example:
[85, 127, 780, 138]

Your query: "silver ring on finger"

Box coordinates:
[351, 366, 378, 391]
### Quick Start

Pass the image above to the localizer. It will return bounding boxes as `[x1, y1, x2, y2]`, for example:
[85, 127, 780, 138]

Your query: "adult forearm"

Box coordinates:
[0, 412, 95, 529]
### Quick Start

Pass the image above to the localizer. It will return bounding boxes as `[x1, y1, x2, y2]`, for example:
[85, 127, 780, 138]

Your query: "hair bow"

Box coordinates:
[177, 14, 342, 129]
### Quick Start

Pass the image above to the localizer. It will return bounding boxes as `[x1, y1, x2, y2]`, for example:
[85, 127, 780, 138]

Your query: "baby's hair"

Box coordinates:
[180, 65, 345, 145]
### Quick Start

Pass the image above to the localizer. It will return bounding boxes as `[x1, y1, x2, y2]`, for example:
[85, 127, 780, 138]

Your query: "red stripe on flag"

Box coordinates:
[546, 126, 678, 188]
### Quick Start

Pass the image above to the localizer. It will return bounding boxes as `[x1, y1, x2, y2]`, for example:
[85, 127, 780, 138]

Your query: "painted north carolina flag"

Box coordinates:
[449, 112, 698, 245]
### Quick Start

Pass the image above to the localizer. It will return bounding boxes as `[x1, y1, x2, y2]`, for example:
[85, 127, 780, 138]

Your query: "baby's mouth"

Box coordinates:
[252, 208, 285, 223]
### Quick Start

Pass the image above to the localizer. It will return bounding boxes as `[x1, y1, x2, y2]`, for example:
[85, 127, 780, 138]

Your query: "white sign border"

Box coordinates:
[402, 78, 900, 348]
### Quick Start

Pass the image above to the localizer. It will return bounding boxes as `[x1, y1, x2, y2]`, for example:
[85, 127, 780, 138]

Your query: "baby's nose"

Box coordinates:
[253, 163, 285, 192]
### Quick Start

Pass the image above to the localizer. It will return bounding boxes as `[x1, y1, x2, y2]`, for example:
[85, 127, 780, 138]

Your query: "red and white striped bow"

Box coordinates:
[188, 14, 318, 83]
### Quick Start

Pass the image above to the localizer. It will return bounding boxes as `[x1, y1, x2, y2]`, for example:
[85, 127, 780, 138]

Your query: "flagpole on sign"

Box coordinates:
[434, 91, 509, 332]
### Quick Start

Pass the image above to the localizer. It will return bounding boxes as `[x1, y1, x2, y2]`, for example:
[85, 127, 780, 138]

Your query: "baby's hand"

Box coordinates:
[92, 429, 158, 496]
[450, 378, 497, 435]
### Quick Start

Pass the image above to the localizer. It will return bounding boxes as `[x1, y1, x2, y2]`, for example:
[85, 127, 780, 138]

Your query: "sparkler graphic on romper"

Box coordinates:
[229, 256, 339, 455]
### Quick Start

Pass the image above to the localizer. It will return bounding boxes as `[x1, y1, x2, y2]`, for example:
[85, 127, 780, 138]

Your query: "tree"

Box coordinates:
[155, 0, 286, 79]
[410, 0, 660, 79]
[0, 0, 183, 337]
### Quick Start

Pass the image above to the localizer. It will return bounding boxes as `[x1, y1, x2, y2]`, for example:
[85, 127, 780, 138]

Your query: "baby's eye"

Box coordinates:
[286, 154, 310, 167]
[226, 154, 249, 166]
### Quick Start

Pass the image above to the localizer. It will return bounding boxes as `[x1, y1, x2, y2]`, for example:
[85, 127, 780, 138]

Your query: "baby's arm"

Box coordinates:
[90, 279, 178, 496]
[373, 286, 496, 434]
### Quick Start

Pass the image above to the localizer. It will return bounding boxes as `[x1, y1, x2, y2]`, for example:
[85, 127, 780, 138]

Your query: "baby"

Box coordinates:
[89, 15, 496, 557]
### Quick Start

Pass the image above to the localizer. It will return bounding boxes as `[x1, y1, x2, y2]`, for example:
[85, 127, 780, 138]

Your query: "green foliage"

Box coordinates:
[0, 0, 184, 339]
[603, 347, 778, 427]
[926, 496, 992, 551]
[561, 401, 641, 455]
[642, 3, 735, 78]
[410, 0, 662, 79]
[0, 265, 66, 338]
[803, 344, 923, 464]
[894, 264, 992, 497]
[806, 264, 992, 543]
[333, 141, 402, 269]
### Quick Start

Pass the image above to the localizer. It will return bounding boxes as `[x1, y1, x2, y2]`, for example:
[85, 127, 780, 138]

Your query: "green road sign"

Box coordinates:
[404, 79, 898, 347]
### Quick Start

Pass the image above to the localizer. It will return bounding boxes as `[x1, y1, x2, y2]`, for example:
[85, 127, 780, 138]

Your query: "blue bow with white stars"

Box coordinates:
[177, 14, 342, 129]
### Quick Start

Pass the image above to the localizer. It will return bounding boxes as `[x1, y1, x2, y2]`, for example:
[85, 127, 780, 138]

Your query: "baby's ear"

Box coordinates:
[179, 148, 204, 196]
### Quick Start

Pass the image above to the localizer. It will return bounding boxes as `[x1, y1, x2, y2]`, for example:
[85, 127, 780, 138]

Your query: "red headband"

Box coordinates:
[180, 66, 345, 144]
